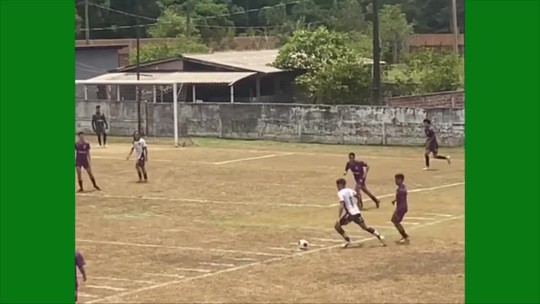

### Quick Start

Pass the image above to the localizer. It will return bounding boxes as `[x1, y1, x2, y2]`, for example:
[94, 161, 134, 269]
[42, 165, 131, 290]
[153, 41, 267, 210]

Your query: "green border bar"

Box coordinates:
[0, 1, 74, 303]
[465, 0, 540, 303]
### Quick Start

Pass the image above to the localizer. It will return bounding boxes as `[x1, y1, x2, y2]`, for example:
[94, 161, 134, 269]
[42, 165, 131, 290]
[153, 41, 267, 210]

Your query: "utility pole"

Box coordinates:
[135, 3, 142, 135]
[451, 0, 459, 55]
[371, 0, 382, 105]
[84, 0, 90, 44]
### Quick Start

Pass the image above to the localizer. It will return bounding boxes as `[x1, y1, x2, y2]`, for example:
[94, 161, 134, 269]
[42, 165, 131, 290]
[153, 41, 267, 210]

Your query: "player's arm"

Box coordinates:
[362, 162, 369, 179]
[76, 253, 87, 281]
[343, 163, 349, 176]
[87, 149, 92, 166]
[91, 115, 97, 132]
[338, 201, 345, 219]
[142, 140, 148, 161]
[103, 114, 109, 129]
[127, 146, 134, 160]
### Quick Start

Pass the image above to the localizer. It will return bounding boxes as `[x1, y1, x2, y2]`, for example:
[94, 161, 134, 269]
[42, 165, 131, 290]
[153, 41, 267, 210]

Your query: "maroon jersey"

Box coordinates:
[75, 250, 85, 287]
[345, 160, 367, 182]
[395, 184, 408, 211]
[425, 126, 439, 152]
[75, 142, 90, 168]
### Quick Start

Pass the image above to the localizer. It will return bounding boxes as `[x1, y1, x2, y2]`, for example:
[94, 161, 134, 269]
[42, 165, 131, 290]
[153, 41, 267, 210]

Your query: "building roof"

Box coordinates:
[75, 72, 256, 85]
[182, 49, 281, 73]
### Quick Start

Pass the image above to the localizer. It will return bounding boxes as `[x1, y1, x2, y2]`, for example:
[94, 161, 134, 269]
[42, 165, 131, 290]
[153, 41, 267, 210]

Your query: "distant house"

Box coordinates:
[77, 49, 305, 103]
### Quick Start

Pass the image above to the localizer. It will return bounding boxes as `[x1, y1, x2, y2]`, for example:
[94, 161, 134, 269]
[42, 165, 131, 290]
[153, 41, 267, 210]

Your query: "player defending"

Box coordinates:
[391, 173, 409, 244]
[127, 131, 148, 183]
[75, 250, 87, 302]
[334, 178, 385, 248]
[92, 105, 108, 147]
[75, 132, 100, 192]
[344, 152, 380, 209]
[423, 119, 451, 170]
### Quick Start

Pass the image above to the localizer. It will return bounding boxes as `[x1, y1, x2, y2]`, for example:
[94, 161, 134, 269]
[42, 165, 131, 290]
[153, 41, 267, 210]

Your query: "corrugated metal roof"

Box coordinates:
[183, 49, 282, 73]
[75, 72, 256, 85]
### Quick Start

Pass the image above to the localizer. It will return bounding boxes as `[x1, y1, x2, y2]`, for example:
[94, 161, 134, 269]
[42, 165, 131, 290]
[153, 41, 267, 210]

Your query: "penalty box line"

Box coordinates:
[86, 214, 464, 304]
[77, 181, 464, 209]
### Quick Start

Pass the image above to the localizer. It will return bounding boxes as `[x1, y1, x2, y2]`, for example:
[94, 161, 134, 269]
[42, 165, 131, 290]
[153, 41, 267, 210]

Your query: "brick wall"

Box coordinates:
[387, 91, 464, 108]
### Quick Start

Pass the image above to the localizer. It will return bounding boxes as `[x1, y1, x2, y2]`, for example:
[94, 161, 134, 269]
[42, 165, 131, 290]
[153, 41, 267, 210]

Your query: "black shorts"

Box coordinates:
[339, 213, 364, 226]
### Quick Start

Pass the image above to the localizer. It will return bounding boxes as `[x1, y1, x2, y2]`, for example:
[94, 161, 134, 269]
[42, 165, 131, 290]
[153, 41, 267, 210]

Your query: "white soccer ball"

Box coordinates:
[298, 239, 309, 250]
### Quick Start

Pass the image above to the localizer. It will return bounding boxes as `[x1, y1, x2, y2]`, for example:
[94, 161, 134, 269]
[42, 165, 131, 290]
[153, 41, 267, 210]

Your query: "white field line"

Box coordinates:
[176, 268, 211, 273]
[92, 156, 172, 162]
[76, 193, 330, 208]
[224, 257, 258, 262]
[77, 182, 463, 210]
[86, 285, 126, 291]
[289, 243, 324, 247]
[76, 239, 286, 257]
[87, 214, 464, 304]
[311, 238, 344, 243]
[199, 262, 235, 267]
[267, 247, 293, 251]
[399, 221, 421, 225]
[424, 212, 453, 217]
[78, 292, 98, 298]
[372, 225, 400, 230]
[329, 182, 464, 207]
[144, 273, 185, 279]
[404, 217, 434, 220]
[213, 152, 294, 165]
[91, 276, 155, 284]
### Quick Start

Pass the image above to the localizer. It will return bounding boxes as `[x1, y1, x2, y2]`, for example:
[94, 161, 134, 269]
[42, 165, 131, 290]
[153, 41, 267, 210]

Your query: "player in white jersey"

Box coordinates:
[127, 131, 148, 183]
[334, 178, 385, 248]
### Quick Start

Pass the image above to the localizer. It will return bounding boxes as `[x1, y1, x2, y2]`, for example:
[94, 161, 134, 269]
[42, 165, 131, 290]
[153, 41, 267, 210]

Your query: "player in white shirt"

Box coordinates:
[127, 131, 148, 183]
[334, 178, 385, 248]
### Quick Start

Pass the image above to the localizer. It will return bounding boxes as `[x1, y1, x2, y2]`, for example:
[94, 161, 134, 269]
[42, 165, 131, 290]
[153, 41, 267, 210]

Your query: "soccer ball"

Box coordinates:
[298, 239, 309, 250]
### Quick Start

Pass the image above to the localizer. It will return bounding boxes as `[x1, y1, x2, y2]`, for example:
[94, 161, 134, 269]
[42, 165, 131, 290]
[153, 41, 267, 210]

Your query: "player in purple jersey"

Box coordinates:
[75, 250, 87, 302]
[391, 173, 409, 244]
[75, 132, 100, 192]
[343, 152, 381, 209]
[423, 119, 451, 170]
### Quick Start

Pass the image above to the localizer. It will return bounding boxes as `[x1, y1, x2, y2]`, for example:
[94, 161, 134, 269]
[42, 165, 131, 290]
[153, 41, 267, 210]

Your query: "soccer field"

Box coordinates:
[76, 138, 465, 303]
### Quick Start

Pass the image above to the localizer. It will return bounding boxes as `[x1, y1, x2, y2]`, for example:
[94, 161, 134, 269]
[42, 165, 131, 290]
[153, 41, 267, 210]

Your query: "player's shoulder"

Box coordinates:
[399, 184, 408, 192]
[338, 188, 354, 195]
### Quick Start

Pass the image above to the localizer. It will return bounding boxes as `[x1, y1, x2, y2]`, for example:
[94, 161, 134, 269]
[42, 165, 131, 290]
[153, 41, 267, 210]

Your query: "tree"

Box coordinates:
[76, 10, 83, 35]
[376, 4, 413, 63]
[130, 37, 208, 64]
[274, 27, 373, 104]
[328, 0, 367, 33]
[147, 7, 198, 38]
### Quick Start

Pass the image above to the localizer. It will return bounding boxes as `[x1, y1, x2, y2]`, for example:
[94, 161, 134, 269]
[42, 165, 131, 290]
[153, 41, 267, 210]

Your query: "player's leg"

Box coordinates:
[433, 151, 451, 164]
[76, 167, 84, 192]
[96, 131, 102, 147]
[423, 149, 431, 170]
[102, 131, 107, 147]
[391, 211, 409, 244]
[135, 164, 143, 182]
[334, 217, 352, 248]
[354, 216, 385, 245]
[360, 184, 380, 208]
[137, 159, 148, 182]
[354, 184, 364, 210]
[84, 167, 100, 190]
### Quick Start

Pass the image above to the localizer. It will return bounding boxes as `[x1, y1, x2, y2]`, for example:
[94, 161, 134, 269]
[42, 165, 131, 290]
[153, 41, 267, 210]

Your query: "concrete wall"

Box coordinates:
[76, 100, 464, 147]
[387, 91, 464, 108]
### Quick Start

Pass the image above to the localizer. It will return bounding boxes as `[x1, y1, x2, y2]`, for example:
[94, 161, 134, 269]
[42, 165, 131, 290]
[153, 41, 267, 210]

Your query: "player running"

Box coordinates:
[92, 105, 108, 147]
[343, 152, 381, 209]
[334, 178, 385, 248]
[423, 119, 451, 170]
[127, 131, 148, 183]
[391, 173, 409, 244]
[75, 250, 87, 302]
[75, 132, 100, 192]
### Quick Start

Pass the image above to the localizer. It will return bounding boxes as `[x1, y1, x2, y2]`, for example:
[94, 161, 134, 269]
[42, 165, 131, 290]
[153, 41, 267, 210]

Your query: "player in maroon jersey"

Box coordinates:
[344, 152, 381, 209]
[75, 250, 87, 302]
[423, 119, 451, 170]
[391, 173, 409, 244]
[75, 132, 100, 192]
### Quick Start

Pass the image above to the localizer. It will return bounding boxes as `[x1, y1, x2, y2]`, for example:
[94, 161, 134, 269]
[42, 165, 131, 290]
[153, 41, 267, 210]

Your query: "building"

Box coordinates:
[76, 49, 305, 104]
[75, 44, 127, 80]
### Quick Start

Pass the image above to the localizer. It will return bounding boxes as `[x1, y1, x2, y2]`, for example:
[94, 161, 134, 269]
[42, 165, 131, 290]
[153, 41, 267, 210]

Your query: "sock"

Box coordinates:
[367, 227, 380, 236]
[103, 133, 107, 145]
[137, 172, 142, 180]
[97, 134, 102, 146]
[344, 235, 351, 242]
[425, 155, 430, 167]
[90, 177, 97, 187]
[435, 155, 447, 160]
[143, 173, 148, 180]
[78, 180, 83, 190]
[398, 226, 409, 238]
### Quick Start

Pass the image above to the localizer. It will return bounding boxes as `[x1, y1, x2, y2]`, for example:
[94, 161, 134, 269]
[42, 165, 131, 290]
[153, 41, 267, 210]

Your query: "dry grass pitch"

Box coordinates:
[76, 137, 464, 303]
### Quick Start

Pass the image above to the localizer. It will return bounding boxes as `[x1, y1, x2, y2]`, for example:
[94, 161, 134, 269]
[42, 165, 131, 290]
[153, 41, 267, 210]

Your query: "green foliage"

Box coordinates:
[147, 7, 199, 38]
[75, 10, 82, 34]
[379, 4, 413, 63]
[328, 0, 367, 33]
[274, 27, 373, 104]
[393, 49, 463, 94]
[129, 37, 208, 64]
